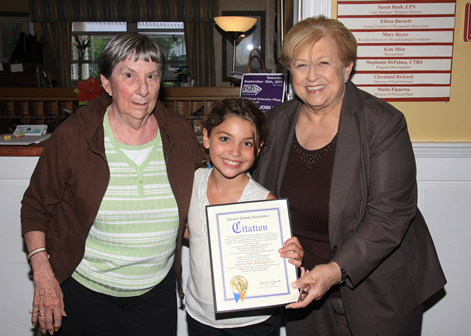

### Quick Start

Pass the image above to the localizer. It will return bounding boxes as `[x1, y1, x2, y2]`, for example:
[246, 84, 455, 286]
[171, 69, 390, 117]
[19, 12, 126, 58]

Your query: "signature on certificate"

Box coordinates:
[259, 279, 282, 289]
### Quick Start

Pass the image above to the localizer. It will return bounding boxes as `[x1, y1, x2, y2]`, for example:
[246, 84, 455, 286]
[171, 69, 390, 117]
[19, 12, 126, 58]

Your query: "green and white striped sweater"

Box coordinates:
[73, 111, 179, 297]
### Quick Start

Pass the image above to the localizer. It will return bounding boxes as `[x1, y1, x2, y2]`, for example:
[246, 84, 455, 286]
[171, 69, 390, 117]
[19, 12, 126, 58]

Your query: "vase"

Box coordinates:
[78, 57, 83, 82]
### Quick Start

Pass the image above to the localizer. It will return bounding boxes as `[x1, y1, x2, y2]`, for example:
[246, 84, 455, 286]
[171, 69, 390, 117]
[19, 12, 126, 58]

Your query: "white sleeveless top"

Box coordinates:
[185, 168, 273, 328]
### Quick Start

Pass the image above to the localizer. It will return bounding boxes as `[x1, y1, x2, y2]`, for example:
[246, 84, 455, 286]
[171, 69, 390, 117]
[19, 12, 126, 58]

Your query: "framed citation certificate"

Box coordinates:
[206, 198, 299, 313]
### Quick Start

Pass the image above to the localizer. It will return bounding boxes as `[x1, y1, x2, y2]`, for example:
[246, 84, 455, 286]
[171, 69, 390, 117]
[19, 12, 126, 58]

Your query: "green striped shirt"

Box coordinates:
[73, 111, 179, 297]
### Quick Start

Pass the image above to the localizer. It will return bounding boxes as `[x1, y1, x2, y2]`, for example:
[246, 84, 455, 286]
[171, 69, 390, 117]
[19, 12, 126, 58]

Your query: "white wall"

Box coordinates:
[1, 142, 470, 335]
[0, 157, 42, 336]
[414, 143, 471, 335]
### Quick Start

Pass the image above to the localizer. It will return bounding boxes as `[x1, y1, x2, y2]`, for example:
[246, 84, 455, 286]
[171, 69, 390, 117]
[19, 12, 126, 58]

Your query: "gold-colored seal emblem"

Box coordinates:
[230, 275, 248, 302]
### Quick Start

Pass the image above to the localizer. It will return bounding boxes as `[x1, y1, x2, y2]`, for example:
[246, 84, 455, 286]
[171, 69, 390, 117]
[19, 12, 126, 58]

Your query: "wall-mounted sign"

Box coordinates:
[465, 3, 471, 41]
[239, 73, 285, 113]
[338, 0, 456, 101]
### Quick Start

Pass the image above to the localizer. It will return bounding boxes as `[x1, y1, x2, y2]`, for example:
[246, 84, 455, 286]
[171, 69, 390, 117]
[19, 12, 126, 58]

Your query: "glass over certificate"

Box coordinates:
[205, 198, 299, 313]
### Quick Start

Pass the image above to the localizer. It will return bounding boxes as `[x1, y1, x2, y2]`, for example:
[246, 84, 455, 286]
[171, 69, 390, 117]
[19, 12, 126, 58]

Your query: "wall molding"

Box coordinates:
[412, 142, 471, 158]
[412, 142, 471, 335]
[299, 0, 331, 20]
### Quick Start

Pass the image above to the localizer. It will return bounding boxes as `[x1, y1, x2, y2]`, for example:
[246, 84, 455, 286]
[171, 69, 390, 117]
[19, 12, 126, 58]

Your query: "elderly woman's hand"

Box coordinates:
[279, 236, 304, 267]
[286, 262, 342, 309]
[30, 253, 66, 335]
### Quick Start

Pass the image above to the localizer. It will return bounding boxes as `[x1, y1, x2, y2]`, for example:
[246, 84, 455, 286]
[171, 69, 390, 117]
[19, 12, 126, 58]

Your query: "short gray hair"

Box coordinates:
[98, 32, 166, 79]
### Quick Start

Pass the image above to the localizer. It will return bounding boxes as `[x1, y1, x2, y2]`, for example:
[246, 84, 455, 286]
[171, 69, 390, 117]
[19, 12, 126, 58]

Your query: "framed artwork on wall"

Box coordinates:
[220, 11, 266, 82]
[0, 12, 32, 63]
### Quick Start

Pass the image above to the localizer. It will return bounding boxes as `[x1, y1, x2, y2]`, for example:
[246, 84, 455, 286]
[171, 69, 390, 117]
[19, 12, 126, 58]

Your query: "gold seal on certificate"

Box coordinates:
[206, 198, 299, 313]
[230, 275, 248, 302]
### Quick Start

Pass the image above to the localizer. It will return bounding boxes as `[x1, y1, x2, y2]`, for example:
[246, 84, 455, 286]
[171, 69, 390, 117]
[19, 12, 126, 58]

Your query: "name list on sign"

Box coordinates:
[337, 0, 456, 101]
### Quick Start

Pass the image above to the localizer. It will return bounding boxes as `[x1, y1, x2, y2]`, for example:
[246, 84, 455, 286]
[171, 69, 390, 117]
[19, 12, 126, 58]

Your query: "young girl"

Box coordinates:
[184, 98, 304, 335]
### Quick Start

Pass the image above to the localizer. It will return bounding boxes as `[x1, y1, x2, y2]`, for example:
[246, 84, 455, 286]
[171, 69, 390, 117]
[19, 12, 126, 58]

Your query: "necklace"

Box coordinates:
[292, 134, 337, 168]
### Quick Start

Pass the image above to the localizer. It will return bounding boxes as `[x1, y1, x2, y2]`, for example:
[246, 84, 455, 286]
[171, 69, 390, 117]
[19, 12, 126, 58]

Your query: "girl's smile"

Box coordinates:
[222, 158, 243, 167]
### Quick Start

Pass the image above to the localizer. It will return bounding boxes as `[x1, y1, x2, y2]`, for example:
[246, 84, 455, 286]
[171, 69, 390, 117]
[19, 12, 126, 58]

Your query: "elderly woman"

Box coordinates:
[252, 16, 446, 336]
[21, 33, 203, 335]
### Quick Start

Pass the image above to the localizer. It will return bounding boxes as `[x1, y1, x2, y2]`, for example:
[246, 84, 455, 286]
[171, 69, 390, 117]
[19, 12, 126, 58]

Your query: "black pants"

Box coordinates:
[285, 297, 423, 336]
[187, 313, 280, 336]
[58, 271, 177, 336]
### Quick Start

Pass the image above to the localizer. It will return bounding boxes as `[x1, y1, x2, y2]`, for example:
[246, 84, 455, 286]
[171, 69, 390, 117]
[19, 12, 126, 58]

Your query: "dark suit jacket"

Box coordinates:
[252, 82, 446, 336]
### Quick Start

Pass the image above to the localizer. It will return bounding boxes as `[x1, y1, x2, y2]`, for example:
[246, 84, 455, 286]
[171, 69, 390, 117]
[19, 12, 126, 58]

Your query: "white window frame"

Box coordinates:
[71, 22, 186, 84]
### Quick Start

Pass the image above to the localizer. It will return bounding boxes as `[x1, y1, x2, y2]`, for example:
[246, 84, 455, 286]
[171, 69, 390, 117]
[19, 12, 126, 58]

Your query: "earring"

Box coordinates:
[207, 149, 212, 168]
[202, 148, 212, 168]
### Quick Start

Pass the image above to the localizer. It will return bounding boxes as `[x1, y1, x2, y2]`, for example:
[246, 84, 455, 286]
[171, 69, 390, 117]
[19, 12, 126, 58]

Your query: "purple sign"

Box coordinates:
[239, 73, 285, 113]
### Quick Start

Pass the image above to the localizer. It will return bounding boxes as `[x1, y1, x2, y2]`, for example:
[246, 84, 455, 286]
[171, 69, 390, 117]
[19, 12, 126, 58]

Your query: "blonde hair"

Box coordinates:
[281, 15, 357, 69]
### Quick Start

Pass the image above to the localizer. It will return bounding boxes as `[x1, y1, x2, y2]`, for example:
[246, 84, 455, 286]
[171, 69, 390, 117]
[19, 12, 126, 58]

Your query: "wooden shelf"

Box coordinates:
[0, 87, 78, 133]
[0, 86, 240, 133]
[1, 115, 60, 120]
[159, 86, 240, 116]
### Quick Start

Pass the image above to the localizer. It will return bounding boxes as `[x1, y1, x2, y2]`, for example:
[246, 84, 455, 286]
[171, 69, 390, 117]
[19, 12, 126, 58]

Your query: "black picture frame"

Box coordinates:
[0, 12, 31, 62]
[220, 11, 266, 82]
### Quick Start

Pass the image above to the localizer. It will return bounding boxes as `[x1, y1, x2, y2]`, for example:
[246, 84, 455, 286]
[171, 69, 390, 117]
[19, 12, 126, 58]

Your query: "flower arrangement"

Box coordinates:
[73, 77, 104, 106]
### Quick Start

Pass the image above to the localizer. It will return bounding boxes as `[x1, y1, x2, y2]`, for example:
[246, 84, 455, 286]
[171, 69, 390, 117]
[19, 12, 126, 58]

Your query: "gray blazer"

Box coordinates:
[252, 82, 446, 336]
